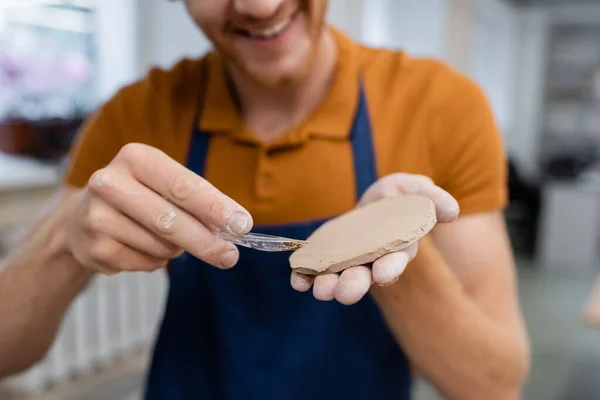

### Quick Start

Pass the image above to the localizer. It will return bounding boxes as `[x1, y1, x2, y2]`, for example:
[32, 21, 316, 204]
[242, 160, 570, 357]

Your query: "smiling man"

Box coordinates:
[0, 1, 530, 399]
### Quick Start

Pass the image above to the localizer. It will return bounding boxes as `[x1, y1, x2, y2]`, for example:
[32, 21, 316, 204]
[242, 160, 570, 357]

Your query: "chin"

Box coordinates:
[251, 65, 307, 88]
[242, 49, 315, 89]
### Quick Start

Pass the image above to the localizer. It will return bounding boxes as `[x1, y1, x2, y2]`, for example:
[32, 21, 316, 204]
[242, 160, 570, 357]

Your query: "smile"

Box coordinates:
[234, 11, 299, 40]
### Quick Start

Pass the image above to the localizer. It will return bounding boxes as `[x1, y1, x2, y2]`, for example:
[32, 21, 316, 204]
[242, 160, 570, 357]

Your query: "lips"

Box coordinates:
[233, 11, 298, 40]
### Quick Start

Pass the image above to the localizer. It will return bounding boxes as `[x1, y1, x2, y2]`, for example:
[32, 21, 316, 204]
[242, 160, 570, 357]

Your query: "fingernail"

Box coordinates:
[220, 248, 239, 269]
[228, 212, 249, 235]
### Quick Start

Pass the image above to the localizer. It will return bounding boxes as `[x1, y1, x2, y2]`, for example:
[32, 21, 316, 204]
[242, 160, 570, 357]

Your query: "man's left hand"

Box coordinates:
[290, 173, 460, 305]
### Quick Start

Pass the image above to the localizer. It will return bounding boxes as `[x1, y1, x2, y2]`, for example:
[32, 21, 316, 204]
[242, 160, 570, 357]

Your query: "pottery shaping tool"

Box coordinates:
[219, 232, 308, 252]
[289, 195, 438, 275]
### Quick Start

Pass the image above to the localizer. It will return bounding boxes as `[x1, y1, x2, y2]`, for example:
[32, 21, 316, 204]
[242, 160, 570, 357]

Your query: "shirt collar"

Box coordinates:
[199, 27, 361, 144]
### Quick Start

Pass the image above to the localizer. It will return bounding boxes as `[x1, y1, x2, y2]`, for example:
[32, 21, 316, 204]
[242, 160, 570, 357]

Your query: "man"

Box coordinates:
[0, 0, 530, 399]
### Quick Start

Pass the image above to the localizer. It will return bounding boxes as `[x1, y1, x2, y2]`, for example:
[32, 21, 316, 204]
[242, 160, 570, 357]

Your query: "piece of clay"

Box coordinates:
[289, 195, 437, 275]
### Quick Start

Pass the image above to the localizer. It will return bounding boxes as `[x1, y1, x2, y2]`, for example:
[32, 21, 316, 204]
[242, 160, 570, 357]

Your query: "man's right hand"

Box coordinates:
[63, 143, 253, 274]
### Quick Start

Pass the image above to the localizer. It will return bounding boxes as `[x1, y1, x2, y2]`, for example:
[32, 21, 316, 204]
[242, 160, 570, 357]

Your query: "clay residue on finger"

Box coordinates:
[160, 211, 177, 231]
[289, 195, 437, 275]
[90, 172, 110, 187]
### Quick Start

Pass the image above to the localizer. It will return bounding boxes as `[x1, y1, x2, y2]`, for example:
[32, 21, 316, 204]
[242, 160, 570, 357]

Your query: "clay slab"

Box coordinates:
[289, 195, 437, 275]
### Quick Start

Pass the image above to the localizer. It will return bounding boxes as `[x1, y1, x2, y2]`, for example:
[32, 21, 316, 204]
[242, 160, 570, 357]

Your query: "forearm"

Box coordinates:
[0, 192, 93, 377]
[371, 237, 529, 400]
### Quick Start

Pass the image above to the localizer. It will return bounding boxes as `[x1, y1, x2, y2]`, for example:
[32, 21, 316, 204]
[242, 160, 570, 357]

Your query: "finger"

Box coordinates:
[85, 197, 184, 260]
[404, 182, 459, 223]
[80, 252, 121, 275]
[94, 264, 121, 276]
[313, 274, 339, 301]
[372, 243, 418, 286]
[358, 174, 435, 206]
[112, 143, 252, 234]
[357, 174, 405, 206]
[290, 271, 315, 292]
[335, 266, 373, 305]
[87, 236, 169, 272]
[358, 174, 459, 223]
[372, 254, 408, 287]
[88, 167, 239, 269]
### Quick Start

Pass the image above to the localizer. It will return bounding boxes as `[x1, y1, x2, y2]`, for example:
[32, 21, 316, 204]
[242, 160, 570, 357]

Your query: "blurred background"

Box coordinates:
[1, 0, 600, 399]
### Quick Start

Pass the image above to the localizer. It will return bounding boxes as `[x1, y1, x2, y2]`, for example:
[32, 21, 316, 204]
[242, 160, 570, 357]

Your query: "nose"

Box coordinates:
[233, 0, 284, 19]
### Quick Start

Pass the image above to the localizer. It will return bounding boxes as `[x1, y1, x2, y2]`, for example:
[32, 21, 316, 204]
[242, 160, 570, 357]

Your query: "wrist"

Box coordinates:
[50, 227, 91, 279]
[30, 193, 94, 283]
[53, 206, 95, 283]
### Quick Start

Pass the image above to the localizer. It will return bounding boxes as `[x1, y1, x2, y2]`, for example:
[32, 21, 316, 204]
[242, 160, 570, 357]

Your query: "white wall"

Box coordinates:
[93, 0, 210, 104]
[137, 0, 211, 74]
[389, 0, 451, 59]
[446, 0, 477, 73]
[326, 0, 365, 41]
[352, 0, 450, 59]
[510, 7, 550, 178]
[94, 0, 140, 103]
[467, 0, 519, 136]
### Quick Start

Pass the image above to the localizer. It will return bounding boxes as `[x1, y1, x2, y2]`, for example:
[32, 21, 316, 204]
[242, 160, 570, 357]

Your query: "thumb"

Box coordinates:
[358, 174, 459, 223]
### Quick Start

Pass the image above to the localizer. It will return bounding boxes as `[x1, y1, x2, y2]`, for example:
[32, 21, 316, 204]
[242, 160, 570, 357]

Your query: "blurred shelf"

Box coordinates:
[539, 18, 600, 158]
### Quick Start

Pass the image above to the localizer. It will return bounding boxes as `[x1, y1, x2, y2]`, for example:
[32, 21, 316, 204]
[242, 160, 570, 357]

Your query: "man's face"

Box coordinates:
[184, 0, 329, 87]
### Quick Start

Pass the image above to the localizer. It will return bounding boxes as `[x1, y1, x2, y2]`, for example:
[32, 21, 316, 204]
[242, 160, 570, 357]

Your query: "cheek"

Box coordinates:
[185, 1, 227, 39]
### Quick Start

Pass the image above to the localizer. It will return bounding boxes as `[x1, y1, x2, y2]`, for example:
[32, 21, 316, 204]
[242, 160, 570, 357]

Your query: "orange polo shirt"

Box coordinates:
[64, 28, 508, 224]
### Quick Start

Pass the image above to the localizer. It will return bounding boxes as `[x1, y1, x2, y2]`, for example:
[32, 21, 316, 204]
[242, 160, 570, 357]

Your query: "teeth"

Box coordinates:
[247, 17, 292, 39]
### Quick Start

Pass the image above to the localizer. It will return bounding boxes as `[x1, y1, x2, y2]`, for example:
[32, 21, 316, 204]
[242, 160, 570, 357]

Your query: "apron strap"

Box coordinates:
[192, 58, 211, 131]
[350, 83, 378, 200]
[186, 60, 212, 177]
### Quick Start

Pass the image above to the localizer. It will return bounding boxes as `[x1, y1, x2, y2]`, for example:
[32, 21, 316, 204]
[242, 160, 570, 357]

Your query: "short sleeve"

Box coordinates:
[430, 70, 509, 216]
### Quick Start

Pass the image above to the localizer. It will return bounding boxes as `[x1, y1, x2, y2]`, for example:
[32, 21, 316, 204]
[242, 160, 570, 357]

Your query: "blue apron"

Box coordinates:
[144, 63, 412, 399]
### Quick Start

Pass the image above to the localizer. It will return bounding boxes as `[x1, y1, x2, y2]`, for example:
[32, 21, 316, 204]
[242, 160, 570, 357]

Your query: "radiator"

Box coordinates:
[2, 270, 168, 395]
